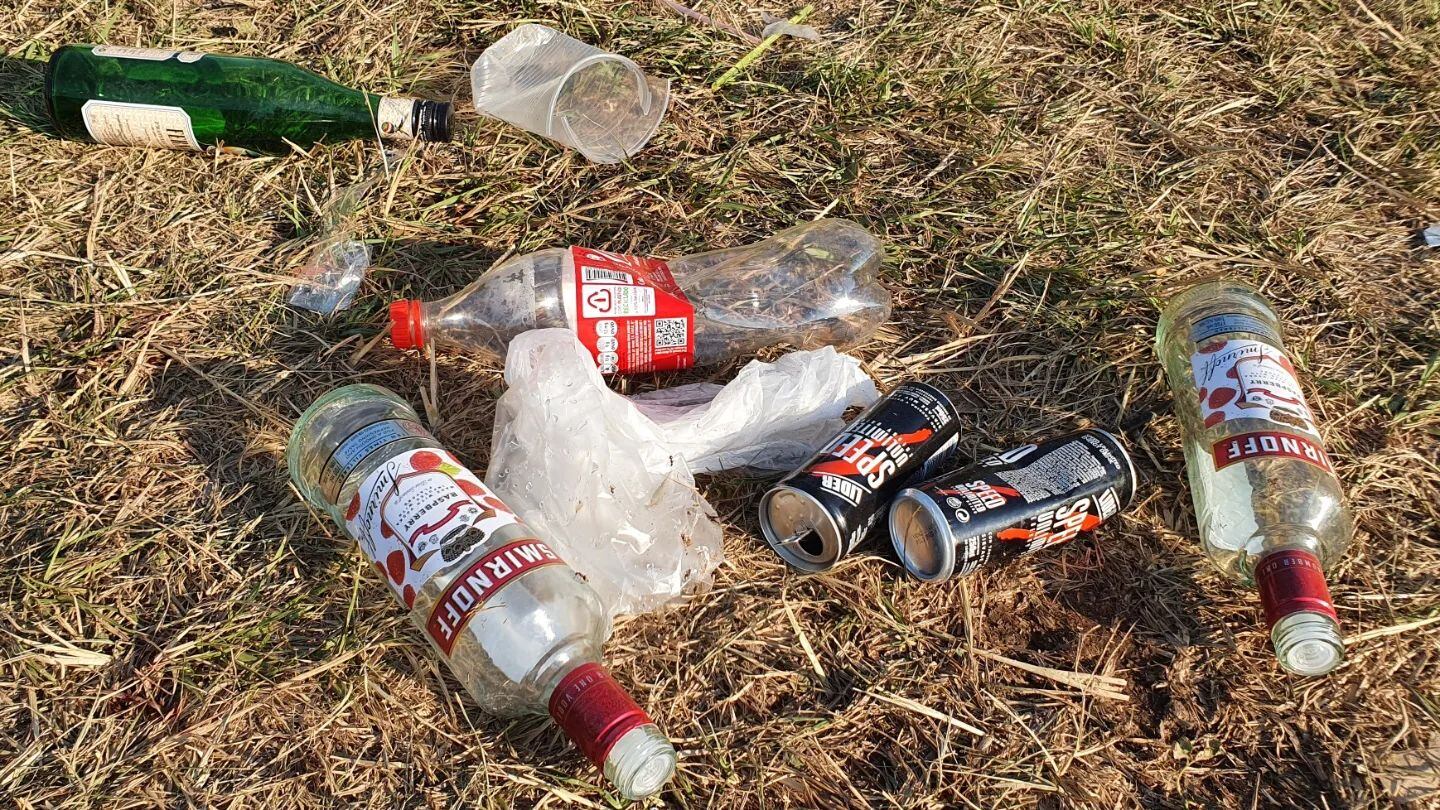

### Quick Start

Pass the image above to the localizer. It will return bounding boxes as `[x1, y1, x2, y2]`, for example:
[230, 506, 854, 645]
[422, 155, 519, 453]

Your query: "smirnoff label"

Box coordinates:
[344, 447, 520, 610]
[424, 539, 566, 654]
[81, 100, 201, 151]
[1189, 315, 1331, 472]
[1191, 337, 1318, 435]
[1212, 430, 1332, 472]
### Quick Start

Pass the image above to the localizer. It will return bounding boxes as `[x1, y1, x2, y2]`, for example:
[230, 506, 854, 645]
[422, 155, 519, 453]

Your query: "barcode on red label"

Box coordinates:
[582, 267, 634, 284]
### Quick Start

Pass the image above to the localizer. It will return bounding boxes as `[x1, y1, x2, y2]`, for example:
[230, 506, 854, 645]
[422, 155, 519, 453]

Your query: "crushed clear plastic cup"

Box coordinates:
[471, 24, 669, 163]
[486, 329, 879, 618]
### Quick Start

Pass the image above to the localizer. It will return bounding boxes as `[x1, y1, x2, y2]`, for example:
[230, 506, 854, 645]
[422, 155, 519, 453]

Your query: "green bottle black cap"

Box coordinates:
[414, 100, 453, 142]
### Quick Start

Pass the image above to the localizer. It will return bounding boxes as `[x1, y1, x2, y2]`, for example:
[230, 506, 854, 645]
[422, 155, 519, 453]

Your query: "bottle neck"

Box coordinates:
[1255, 547, 1337, 630]
[372, 96, 453, 142]
[546, 662, 676, 799]
[547, 662, 654, 767]
[389, 299, 427, 349]
[1255, 547, 1345, 676]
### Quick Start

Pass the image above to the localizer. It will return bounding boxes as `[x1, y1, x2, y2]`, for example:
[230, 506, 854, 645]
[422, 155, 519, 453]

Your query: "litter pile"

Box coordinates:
[34, 22, 1360, 801]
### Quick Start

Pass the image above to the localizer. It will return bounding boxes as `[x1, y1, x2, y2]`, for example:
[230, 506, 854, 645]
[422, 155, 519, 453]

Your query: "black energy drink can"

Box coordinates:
[887, 430, 1136, 582]
[759, 382, 963, 572]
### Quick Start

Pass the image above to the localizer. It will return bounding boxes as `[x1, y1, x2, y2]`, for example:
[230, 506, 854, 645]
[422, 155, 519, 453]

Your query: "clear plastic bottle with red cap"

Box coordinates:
[1155, 280, 1354, 676]
[389, 218, 889, 374]
[287, 383, 677, 798]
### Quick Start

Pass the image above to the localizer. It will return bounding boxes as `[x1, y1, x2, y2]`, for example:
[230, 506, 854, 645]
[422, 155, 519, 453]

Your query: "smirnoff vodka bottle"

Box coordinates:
[1156, 280, 1353, 676]
[287, 384, 676, 797]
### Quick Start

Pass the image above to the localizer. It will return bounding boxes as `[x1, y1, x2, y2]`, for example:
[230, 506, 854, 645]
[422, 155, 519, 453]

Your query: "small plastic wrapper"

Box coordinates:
[486, 329, 879, 619]
[288, 179, 376, 316]
[287, 238, 371, 315]
[760, 12, 821, 41]
[471, 24, 669, 164]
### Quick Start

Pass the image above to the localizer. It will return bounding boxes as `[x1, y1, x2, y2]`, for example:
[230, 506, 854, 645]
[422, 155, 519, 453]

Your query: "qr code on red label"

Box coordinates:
[654, 317, 688, 349]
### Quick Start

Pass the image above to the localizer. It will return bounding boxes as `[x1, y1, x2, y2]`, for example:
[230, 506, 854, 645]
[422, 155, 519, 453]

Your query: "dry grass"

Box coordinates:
[3, 0, 1440, 807]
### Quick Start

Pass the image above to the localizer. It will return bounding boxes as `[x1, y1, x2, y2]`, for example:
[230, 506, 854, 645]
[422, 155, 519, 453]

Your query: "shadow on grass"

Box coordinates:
[375, 237, 503, 299]
[0, 56, 54, 136]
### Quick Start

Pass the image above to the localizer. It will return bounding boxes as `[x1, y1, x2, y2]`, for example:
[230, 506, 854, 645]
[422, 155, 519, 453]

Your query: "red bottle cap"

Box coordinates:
[548, 663, 653, 767]
[1255, 549, 1339, 629]
[389, 299, 425, 350]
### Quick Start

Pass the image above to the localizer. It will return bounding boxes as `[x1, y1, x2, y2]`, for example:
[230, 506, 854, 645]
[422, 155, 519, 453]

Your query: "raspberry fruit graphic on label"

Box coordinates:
[346, 448, 524, 604]
[386, 550, 407, 584]
[410, 451, 443, 472]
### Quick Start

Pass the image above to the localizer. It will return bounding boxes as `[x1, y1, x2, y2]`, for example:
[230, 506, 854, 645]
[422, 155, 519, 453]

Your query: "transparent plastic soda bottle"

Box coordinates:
[388, 218, 889, 374]
[1155, 280, 1353, 676]
[287, 384, 677, 797]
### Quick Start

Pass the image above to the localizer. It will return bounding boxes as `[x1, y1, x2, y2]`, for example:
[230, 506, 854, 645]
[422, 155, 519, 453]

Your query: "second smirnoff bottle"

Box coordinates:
[287, 384, 676, 798]
[1156, 280, 1353, 676]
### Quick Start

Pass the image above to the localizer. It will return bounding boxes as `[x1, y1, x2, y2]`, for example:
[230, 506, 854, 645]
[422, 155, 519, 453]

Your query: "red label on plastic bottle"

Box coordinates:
[568, 246, 694, 374]
[548, 662, 653, 767]
[424, 539, 566, 654]
[1211, 430, 1332, 472]
[1255, 549, 1339, 629]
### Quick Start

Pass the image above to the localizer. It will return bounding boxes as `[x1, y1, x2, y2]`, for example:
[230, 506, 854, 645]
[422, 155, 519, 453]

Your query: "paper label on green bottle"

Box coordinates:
[91, 45, 204, 63]
[376, 97, 417, 139]
[81, 100, 201, 151]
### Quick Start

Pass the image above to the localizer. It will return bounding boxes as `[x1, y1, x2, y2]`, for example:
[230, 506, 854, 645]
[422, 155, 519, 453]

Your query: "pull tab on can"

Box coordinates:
[758, 382, 963, 572]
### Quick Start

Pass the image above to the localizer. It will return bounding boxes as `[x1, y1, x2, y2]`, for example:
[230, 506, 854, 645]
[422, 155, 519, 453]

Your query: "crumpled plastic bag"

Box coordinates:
[628, 347, 877, 473]
[486, 329, 878, 619]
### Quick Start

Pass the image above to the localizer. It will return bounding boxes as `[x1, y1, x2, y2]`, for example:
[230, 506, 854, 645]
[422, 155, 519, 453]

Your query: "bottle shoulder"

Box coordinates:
[1156, 283, 1284, 359]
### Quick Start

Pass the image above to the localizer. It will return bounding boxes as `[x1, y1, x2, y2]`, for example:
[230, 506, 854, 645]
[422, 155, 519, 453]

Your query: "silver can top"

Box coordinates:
[759, 486, 845, 572]
[887, 488, 955, 581]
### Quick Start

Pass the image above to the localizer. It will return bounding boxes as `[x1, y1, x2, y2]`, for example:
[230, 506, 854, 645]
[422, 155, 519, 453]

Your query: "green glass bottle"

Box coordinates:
[44, 44, 452, 154]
